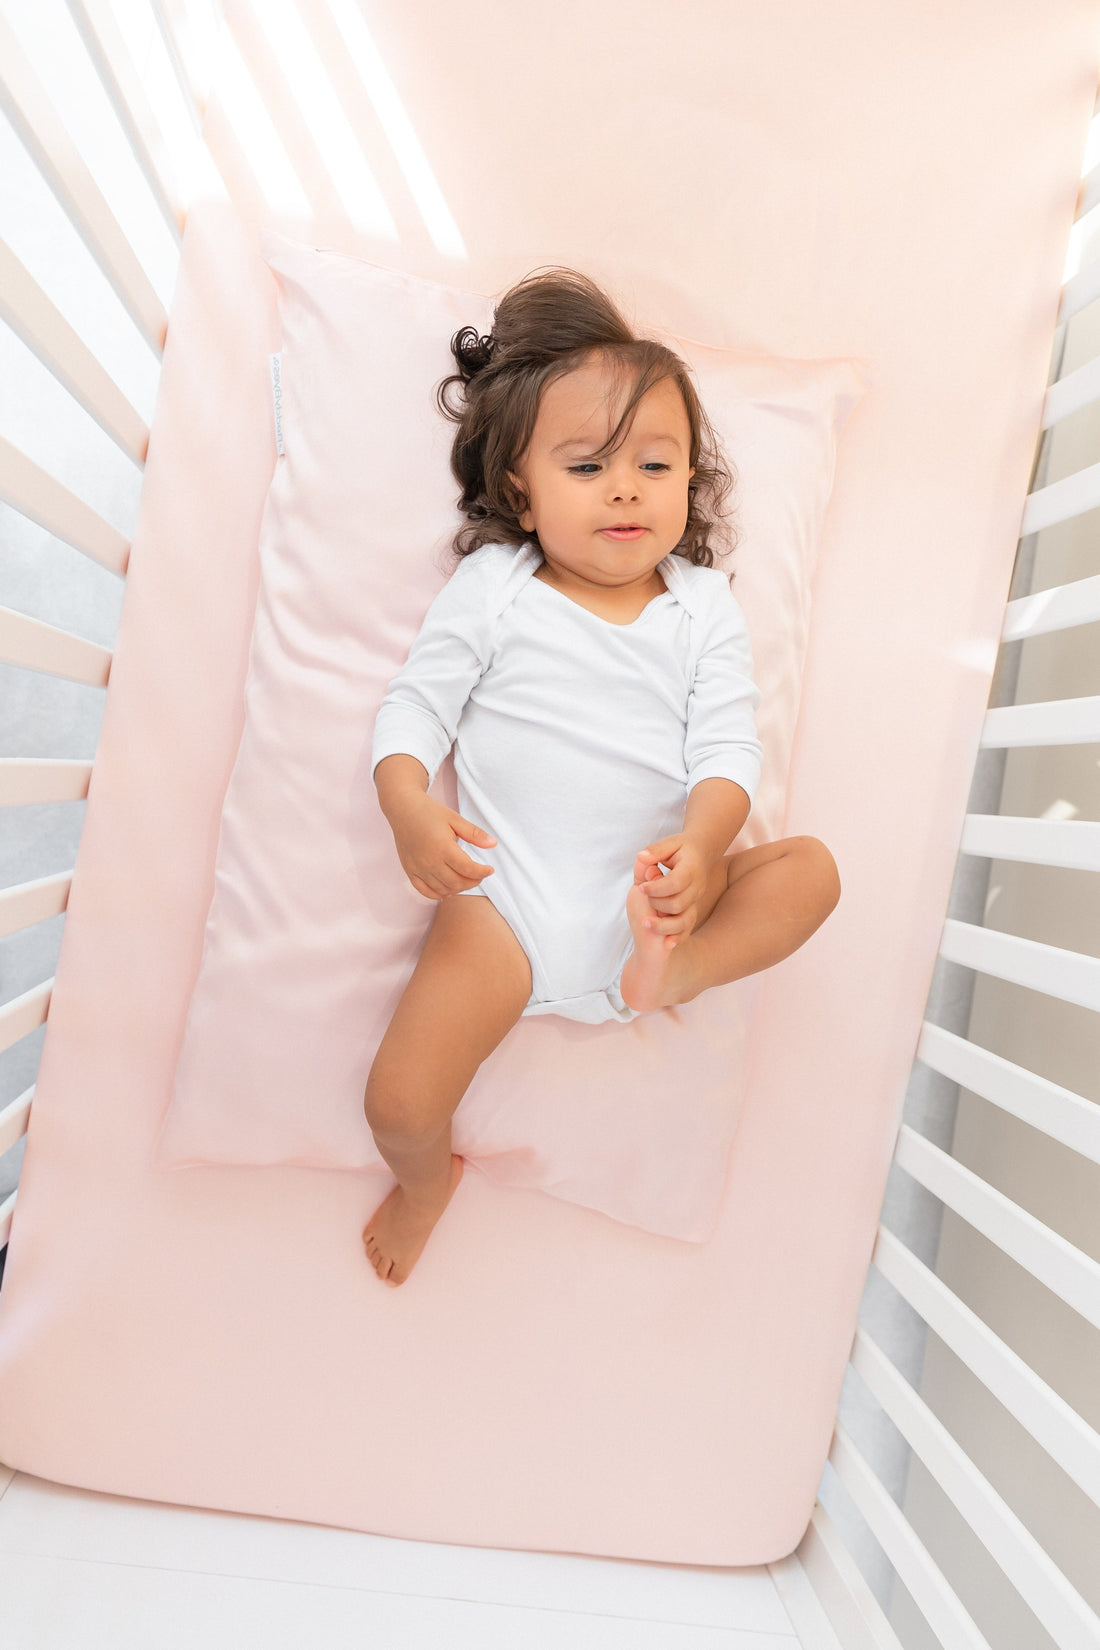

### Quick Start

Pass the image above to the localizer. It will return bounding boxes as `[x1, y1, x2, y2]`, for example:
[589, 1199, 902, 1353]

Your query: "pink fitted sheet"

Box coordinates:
[0, 0, 1094, 1564]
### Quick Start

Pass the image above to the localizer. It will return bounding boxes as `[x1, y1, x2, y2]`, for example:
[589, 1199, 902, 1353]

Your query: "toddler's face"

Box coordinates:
[507, 351, 695, 591]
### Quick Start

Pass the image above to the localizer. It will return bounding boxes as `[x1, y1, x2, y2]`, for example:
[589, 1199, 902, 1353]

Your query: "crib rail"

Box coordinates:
[916, 1022, 1100, 1161]
[958, 814, 1100, 869]
[0, 12, 168, 352]
[70, 0, 190, 240]
[0, 7, 1097, 1648]
[813, 91, 1100, 1647]
[0, 237, 150, 461]
[0, 438, 132, 574]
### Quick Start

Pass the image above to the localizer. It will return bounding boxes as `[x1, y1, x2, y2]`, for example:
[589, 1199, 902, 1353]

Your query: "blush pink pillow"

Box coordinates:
[154, 232, 868, 1242]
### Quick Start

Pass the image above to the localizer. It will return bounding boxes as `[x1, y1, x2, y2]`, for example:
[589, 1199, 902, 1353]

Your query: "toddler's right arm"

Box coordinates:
[371, 553, 497, 900]
[374, 753, 496, 900]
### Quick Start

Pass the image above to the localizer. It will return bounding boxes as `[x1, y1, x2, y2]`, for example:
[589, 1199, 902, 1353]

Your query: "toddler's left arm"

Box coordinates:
[636, 779, 750, 941]
[680, 579, 762, 811]
[635, 579, 762, 940]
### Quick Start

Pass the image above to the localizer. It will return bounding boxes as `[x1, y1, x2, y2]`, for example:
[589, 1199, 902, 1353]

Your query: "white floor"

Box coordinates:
[0, 1463, 838, 1648]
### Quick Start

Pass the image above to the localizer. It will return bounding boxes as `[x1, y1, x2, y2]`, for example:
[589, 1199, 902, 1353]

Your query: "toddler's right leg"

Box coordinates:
[362, 893, 533, 1286]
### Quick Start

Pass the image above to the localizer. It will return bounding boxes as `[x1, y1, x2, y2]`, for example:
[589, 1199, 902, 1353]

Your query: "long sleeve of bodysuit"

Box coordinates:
[683, 578, 764, 804]
[370, 552, 493, 790]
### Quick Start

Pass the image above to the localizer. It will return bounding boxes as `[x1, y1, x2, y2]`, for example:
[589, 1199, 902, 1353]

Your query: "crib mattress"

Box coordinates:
[0, 0, 1094, 1563]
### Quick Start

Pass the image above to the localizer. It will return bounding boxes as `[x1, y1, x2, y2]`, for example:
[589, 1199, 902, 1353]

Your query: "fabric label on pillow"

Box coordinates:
[268, 352, 285, 455]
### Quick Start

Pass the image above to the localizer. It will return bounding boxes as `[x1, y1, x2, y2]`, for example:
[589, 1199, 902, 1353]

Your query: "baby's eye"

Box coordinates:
[566, 462, 671, 475]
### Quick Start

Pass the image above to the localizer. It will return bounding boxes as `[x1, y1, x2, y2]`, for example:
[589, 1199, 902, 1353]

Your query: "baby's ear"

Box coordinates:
[504, 471, 531, 528]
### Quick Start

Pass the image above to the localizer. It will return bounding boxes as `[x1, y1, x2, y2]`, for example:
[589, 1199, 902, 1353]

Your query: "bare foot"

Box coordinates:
[619, 859, 691, 1013]
[362, 1154, 464, 1287]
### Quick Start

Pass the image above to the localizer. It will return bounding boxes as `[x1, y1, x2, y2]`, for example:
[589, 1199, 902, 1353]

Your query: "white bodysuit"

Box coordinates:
[370, 540, 763, 1025]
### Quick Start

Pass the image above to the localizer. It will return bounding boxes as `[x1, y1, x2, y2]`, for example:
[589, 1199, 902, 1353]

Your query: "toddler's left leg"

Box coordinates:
[619, 835, 840, 1013]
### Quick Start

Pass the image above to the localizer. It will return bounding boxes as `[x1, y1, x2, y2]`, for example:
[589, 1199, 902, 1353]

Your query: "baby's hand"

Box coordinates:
[388, 792, 497, 900]
[634, 834, 709, 944]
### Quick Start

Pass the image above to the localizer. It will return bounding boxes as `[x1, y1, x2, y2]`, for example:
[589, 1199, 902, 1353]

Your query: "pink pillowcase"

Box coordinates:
[154, 232, 867, 1242]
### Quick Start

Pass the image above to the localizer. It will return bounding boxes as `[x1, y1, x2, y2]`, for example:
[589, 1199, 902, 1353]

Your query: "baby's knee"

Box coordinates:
[789, 834, 841, 908]
[363, 1072, 444, 1146]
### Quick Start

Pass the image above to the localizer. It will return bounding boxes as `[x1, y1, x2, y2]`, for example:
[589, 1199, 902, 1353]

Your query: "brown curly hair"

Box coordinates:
[435, 267, 740, 575]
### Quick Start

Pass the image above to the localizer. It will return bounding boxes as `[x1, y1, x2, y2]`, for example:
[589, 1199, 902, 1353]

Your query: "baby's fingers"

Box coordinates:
[645, 875, 684, 903]
[445, 853, 494, 887]
[645, 903, 697, 937]
[644, 910, 689, 936]
[451, 814, 497, 849]
[410, 872, 448, 901]
[645, 872, 697, 910]
[648, 874, 708, 909]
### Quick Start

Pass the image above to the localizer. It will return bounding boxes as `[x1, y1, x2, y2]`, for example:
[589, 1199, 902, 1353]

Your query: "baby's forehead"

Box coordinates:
[533, 370, 689, 450]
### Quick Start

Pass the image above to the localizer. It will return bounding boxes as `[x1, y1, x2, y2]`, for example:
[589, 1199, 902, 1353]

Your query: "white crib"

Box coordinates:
[0, 3, 1098, 1645]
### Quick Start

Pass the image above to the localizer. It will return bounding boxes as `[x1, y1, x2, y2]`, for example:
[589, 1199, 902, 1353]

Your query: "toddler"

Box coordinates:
[363, 268, 840, 1286]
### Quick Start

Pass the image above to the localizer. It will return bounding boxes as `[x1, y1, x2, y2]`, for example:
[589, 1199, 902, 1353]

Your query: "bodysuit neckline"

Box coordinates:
[530, 575, 674, 630]
[521, 541, 681, 630]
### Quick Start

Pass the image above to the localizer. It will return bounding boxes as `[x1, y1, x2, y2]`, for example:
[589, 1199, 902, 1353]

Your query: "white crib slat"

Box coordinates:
[0, 1190, 16, 1250]
[159, 0, 306, 228]
[0, 872, 72, 939]
[893, 1124, 1100, 1328]
[1000, 570, 1100, 640]
[150, 0, 218, 131]
[0, 1088, 33, 1158]
[1042, 353, 1100, 431]
[870, 1226, 1100, 1508]
[915, 1021, 1100, 1165]
[767, 1549, 850, 1650]
[1057, 254, 1100, 326]
[0, 605, 113, 687]
[65, 0, 187, 242]
[938, 917, 1100, 1012]
[0, 758, 93, 806]
[848, 1331, 1100, 1650]
[958, 813, 1100, 872]
[193, 88, 270, 233]
[0, 13, 167, 354]
[0, 239, 149, 465]
[0, 979, 53, 1057]
[979, 694, 1100, 747]
[0, 442, 129, 577]
[1019, 458, 1100, 535]
[826, 1425, 994, 1650]
[1075, 158, 1100, 222]
[794, 1506, 904, 1650]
